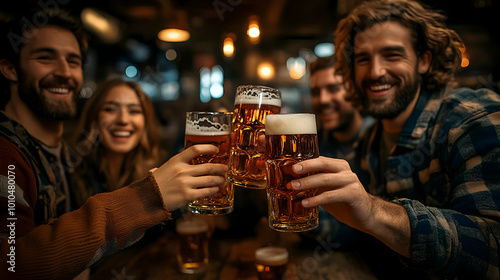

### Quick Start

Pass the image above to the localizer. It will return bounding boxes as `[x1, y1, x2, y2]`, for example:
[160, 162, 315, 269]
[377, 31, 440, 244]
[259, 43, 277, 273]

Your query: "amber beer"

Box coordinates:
[185, 112, 233, 215]
[265, 114, 319, 232]
[176, 217, 209, 274]
[228, 85, 281, 189]
[255, 247, 289, 280]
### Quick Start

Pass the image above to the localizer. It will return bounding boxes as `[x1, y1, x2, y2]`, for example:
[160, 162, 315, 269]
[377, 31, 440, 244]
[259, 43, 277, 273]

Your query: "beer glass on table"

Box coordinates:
[185, 111, 233, 215]
[176, 217, 210, 274]
[264, 113, 319, 232]
[255, 246, 289, 280]
[228, 85, 281, 189]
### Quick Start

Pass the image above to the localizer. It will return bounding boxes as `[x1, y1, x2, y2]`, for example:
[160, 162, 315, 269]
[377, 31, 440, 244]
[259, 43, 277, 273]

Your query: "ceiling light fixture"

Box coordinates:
[158, 28, 190, 42]
[157, 1, 190, 42]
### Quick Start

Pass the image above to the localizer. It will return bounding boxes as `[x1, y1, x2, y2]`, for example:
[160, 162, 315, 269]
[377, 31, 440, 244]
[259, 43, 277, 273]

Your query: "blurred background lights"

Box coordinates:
[210, 84, 224, 99]
[314, 42, 335, 57]
[160, 82, 180, 100]
[125, 65, 138, 78]
[223, 33, 236, 57]
[165, 49, 177, 61]
[200, 65, 225, 102]
[248, 25, 260, 38]
[460, 46, 470, 68]
[158, 28, 190, 42]
[257, 62, 274, 80]
[79, 86, 94, 99]
[81, 8, 121, 44]
[211, 65, 223, 84]
[210, 65, 224, 99]
[287, 57, 306, 80]
[247, 15, 260, 44]
[200, 67, 211, 87]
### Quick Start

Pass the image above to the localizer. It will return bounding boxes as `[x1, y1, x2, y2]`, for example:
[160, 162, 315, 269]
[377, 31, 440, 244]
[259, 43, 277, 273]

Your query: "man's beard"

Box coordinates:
[17, 71, 78, 120]
[359, 71, 421, 120]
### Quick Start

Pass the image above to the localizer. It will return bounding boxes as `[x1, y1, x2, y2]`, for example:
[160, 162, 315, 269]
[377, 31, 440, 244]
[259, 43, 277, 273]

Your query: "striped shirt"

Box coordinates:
[353, 87, 500, 279]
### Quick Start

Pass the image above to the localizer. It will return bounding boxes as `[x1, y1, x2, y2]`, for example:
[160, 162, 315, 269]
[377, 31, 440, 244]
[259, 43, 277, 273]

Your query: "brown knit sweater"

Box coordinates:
[0, 137, 172, 280]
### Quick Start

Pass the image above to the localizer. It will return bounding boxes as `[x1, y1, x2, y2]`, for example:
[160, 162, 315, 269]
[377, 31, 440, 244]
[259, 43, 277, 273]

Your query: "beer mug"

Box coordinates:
[228, 85, 281, 189]
[255, 246, 289, 280]
[185, 111, 234, 215]
[176, 216, 210, 274]
[264, 114, 319, 232]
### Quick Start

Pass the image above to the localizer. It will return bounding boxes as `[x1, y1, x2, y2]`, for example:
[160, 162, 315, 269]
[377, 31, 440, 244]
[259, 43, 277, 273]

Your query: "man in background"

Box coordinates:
[310, 55, 374, 160]
[303, 55, 373, 247]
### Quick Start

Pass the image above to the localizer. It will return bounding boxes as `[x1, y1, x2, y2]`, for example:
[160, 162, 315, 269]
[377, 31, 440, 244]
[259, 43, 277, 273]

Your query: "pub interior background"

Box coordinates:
[1, 0, 500, 158]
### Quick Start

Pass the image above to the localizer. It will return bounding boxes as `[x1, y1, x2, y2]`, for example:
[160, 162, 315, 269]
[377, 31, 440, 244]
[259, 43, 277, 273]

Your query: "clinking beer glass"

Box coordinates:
[228, 85, 281, 189]
[185, 111, 233, 215]
[264, 113, 319, 232]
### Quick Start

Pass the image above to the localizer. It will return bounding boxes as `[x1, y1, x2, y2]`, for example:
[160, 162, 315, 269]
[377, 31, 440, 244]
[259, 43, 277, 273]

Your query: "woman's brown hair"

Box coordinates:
[72, 77, 162, 192]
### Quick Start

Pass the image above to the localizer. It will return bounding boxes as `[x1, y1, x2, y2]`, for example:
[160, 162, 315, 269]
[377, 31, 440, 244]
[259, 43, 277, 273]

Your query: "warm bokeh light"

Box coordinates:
[459, 46, 470, 68]
[81, 8, 120, 44]
[258, 62, 274, 80]
[247, 15, 260, 43]
[248, 26, 260, 38]
[287, 57, 306, 80]
[158, 28, 190, 42]
[223, 34, 235, 57]
[461, 57, 470, 68]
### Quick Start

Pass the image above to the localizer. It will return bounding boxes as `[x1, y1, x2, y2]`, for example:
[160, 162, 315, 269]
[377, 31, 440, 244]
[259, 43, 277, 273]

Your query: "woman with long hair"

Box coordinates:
[72, 77, 163, 205]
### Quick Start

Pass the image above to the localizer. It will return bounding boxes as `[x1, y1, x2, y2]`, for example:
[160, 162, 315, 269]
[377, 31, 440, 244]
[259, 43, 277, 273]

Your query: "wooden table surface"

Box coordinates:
[90, 218, 377, 280]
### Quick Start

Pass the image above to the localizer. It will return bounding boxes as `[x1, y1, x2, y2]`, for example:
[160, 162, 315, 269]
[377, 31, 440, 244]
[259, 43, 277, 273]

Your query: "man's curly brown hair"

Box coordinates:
[334, 0, 464, 111]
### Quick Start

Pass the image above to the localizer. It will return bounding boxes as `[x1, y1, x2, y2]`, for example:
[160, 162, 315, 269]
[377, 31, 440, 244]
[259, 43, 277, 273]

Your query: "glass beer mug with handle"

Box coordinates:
[228, 85, 281, 189]
[264, 113, 320, 232]
[185, 111, 234, 215]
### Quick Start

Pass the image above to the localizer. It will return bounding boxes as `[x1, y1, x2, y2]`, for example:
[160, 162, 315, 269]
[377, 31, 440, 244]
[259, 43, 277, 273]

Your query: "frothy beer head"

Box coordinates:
[265, 114, 317, 135]
[176, 218, 209, 235]
[185, 112, 232, 136]
[255, 247, 289, 266]
[235, 85, 281, 107]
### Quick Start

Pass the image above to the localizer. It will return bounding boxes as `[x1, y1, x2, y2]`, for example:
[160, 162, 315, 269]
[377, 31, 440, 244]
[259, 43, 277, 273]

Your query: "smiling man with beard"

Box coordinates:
[0, 9, 227, 280]
[16, 61, 80, 121]
[289, 0, 500, 279]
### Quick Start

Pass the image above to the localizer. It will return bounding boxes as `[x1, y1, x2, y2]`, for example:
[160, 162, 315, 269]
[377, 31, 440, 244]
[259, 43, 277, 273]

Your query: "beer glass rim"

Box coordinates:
[237, 85, 280, 93]
[186, 111, 233, 116]
[266, 113, 314, 117]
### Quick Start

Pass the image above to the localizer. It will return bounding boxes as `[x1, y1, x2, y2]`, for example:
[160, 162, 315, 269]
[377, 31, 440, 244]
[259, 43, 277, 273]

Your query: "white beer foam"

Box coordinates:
[234, 96, 282, 107]
[255, 247, 289, 266]
[234, 85, 282, 107]
[176, 219, 209, 235]
[185, 116, 231, 136]
[265, 114, 317, 135]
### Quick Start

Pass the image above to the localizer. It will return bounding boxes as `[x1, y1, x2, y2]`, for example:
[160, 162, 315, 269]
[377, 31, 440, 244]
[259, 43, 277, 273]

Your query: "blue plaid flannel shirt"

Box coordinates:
[352, 87, 500, 279]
